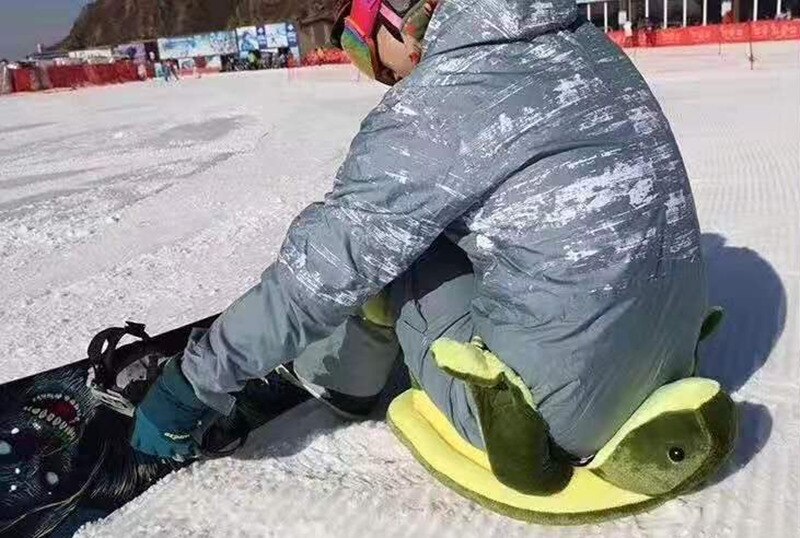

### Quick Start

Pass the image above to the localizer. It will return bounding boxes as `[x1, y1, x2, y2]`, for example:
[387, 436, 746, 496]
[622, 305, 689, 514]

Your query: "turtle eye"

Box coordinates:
[668, 446, 685, 463]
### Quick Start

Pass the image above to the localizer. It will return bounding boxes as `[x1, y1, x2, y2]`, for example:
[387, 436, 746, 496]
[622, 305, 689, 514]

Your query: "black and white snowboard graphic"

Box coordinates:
[0, 315, 309, 538]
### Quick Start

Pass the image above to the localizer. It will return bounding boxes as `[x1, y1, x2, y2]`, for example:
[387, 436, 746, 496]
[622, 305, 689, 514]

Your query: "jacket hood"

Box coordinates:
[423, 0, 578, 57]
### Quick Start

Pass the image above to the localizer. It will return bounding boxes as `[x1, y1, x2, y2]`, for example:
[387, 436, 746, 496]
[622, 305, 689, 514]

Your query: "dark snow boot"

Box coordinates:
[275, 364, 380, 420]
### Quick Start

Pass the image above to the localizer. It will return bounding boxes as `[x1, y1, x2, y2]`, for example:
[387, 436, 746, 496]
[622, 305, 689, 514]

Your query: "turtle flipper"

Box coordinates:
[431, 339, 572, 494]
[693, 306, 725, 374]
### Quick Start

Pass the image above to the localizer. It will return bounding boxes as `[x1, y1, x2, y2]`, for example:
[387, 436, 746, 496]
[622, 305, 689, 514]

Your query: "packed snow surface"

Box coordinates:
[1, 42, 798, 536]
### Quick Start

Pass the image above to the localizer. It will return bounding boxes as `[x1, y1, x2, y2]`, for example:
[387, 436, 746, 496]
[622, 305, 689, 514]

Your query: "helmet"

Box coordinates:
[330, 0, 436, 84]
[330, 0, 435, 49]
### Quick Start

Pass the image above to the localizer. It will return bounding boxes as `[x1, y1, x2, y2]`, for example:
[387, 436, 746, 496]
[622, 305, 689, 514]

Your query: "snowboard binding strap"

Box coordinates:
[86, 321, 158, 417]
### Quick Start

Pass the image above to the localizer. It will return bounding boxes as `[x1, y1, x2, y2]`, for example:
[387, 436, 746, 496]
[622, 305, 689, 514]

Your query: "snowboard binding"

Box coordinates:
[84, 320, 242, 458]
[86, 321, 161, 418]
[84, 321, 257, 458]
[84, 319, 312, 460]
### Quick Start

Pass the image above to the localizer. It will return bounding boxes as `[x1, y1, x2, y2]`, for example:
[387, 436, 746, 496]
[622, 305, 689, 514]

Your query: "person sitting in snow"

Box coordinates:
[132, 0, 735, 518]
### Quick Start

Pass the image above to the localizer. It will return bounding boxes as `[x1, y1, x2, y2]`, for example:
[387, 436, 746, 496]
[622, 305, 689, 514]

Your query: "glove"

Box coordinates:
[130, 356, 217, 461]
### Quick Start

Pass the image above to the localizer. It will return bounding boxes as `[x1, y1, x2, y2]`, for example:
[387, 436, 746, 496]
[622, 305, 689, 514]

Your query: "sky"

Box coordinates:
[0, 0, 90, 60]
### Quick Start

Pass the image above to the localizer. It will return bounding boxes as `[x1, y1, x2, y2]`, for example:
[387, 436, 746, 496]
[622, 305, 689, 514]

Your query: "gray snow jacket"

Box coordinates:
[182, 0, 708, 457]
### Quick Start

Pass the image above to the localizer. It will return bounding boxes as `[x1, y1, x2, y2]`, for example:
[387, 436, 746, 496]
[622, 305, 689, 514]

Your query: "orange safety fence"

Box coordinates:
[10, 61, 142, 92]
[607, 20, 800, 48]
[11, 69, 36, 92]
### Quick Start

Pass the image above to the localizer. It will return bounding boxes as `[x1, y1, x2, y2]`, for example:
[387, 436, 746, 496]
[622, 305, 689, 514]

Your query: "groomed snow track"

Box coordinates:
[0, 41, 798, 537]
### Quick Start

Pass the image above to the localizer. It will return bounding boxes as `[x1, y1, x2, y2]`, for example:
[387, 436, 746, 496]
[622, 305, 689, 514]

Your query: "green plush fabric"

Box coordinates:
[427, 336, 737, 502]
[432, 338, 537, 408]
[470, 377, 573, 494]
[386, 413, 666, 525]
[432, 339, 504, 387]
[360, 291, 396, 328]
[429, 336, 738, 499]
[591, 390, 737, 496]
[699, 307, 725, 342]
[431, 338, 571, 494]
[674, 390, 738, 494]
[693, 307, 725, 374]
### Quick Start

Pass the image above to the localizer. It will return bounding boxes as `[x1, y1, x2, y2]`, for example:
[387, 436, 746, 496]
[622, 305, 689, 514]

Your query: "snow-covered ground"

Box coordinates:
[1, 41, 798, 536]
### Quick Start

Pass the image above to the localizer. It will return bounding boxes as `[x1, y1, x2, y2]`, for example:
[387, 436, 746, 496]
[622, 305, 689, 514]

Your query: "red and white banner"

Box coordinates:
[608, 20, 800, 48]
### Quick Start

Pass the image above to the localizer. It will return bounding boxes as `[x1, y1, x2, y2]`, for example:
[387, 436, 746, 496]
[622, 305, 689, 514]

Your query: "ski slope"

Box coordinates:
[1, 41, 798, 536]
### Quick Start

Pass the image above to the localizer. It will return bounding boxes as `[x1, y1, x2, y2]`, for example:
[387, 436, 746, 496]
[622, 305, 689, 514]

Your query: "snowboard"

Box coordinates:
[0, 315, 311, 538]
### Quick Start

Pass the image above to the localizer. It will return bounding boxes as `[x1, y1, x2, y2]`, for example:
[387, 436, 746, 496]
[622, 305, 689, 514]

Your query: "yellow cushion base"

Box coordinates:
[387, 389, 664, 525]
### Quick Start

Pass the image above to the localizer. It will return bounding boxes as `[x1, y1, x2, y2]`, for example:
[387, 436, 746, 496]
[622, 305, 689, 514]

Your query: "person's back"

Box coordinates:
[344, 0, 707, 456]
[132, 0, 711, 477]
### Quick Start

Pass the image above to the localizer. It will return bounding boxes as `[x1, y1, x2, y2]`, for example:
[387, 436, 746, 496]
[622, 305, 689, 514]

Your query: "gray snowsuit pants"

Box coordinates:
[293, 235, 484, 449]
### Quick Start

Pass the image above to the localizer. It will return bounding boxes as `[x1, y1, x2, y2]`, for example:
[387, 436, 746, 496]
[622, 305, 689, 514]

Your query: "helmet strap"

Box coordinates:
[378, 0, 438, 67]
[400, 0, 438, 42]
